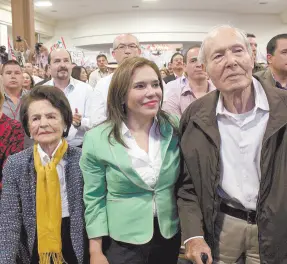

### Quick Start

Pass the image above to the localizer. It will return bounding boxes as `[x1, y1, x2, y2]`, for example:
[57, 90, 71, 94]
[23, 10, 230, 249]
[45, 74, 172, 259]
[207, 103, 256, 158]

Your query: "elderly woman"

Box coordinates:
[0, 86, 24, 194]
[80, 57, 181, 264]
[0, 85, 88, 263]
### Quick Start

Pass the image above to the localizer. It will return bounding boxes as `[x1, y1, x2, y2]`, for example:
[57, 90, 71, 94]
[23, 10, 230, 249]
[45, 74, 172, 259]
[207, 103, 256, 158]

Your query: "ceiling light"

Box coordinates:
[142, 0, 158, 2]
[34, 1, 53, 7]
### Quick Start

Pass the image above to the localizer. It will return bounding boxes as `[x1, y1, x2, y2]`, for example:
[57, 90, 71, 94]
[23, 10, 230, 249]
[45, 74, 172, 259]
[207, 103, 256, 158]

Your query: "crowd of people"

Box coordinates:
[0, 25, 287, 264]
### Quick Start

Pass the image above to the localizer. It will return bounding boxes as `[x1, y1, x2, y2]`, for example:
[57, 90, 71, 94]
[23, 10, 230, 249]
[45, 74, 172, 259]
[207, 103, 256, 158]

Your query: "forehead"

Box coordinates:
[116, 35, 138, 45]
[24, 63, 32, 68]
[205, 29, 246, 55]
[248, 37, 257, 44]
[50, 50, 70, 60]
[275, 38, 287, 50]
[29, 99, 60, 113]
[172, 54, 183, 61]
[132, 65, 158, 81]
[97, 56, 106, 61]
[4, 64, 22, 72]
[187, 47, 200, 58]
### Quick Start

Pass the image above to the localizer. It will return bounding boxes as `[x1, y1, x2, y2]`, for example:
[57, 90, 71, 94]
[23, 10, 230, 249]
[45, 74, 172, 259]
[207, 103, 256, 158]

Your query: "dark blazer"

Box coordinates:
[0, 146, 89, 264]
[177, 75, 287, 263]
[163, 74, 176, 84]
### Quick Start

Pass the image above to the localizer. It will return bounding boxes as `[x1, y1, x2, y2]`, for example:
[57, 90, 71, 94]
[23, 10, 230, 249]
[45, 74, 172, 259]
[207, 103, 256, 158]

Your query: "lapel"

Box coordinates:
[109, 120, 174, 190]
[254, 71, 287, 143]
[190, 90, 221, 149]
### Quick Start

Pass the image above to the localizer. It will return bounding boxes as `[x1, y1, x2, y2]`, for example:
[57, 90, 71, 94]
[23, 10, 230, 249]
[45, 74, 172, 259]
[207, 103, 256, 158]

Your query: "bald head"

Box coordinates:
[49, 49, 72, 81]
[112, 34, 141, 64]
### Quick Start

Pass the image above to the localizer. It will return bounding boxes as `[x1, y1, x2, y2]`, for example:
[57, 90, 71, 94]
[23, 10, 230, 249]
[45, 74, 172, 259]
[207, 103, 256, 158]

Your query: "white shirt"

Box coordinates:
[89, 68, 109, 89]
[121, 121, 162, 215]
[216, 77, 270, 210]
[33, 75, 43, 84]
[37, 140, 69, 218]
[184, 78, 270, 245]
[90, 74, 113, 127]
[44, 77, 95, 146]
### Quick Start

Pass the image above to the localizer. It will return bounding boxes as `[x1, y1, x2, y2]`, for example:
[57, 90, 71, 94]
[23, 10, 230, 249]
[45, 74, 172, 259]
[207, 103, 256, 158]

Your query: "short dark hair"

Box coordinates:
[170, 52, 183, 63]
[1, 60, 22, 74]
[267, 34, 287, 55]
[246, 33, 256, 38]
[183, 44, 202, 63]
[96, 54, 108, 61]
[20, 85, 73, 137]
[71, 66, 87, 82]
[48, 49, 72, 64]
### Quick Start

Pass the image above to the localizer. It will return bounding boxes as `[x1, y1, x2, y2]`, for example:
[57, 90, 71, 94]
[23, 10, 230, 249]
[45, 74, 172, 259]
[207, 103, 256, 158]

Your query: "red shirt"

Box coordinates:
[0, 113, 24, 188]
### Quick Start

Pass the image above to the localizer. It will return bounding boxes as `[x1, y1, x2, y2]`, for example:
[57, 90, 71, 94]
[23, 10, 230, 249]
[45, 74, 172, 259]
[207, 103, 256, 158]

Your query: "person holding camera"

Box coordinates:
[14, 36, 30, 67]
[32, 42, 49, 69]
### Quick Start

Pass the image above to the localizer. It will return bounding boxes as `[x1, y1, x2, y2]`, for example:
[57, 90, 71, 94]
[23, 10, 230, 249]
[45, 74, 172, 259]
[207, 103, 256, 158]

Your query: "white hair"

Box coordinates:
[112, 33, 140, 50]
[198, 25, 253, 65]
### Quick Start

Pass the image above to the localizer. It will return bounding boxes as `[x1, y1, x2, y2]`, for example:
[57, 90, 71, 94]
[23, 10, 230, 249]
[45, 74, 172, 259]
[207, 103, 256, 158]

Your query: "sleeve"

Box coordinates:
[176, 115, 204, 242]
[89, 81, 108, 127]
[79, 131, 109, 239]
[0, 158, 22, 263]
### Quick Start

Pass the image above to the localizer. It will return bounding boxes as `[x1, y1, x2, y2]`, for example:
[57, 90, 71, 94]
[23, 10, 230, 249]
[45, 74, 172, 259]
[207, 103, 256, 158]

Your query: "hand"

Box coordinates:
[90, 252, 109, 264]
[73, 108, 82, 128]
[185, 238, 213, 264]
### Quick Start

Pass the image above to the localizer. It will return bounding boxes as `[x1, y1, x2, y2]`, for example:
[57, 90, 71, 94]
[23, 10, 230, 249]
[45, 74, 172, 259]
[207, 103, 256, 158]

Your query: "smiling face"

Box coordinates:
[28, 99, 65, 147]
[125, 65, 162, 121]
[23, 72, 32, 89]
[205, 28, 253, 94]
[49, 49, 72, 81]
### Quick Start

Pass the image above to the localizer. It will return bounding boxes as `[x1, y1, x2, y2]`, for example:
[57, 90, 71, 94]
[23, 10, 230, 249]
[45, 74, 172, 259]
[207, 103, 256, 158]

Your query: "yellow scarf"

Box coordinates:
[33, 139, 68, 264]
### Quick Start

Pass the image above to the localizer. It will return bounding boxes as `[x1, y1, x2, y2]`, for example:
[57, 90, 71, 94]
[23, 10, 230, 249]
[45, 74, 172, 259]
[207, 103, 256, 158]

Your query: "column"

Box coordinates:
[11, 0, 35, 48]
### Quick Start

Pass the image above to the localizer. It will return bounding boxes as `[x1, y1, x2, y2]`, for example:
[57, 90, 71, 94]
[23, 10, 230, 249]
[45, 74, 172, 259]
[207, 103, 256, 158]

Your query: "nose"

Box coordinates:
[225, 50, 238, 68]
[39, 116, 49, 127]
[145, 84, 157, 97]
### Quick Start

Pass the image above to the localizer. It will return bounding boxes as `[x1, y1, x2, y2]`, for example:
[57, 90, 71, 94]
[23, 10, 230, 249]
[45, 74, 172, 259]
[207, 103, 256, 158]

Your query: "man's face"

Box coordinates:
[185, 48, 207, 81]
[112, 35, 141, 64]
[49, 49, 72, 81]
[248, 37, 257, 60]
[267, 38, 287, 74]
[171, 54, 184, 72]
[2, 64, 23, 90]
[24, 63, 33, 75]
[205, 28, 253, 94]
[97, 56, 108, 70]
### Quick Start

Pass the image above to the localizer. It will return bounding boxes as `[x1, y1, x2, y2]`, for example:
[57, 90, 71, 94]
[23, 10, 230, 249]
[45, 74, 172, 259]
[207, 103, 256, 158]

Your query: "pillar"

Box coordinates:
[11, 0, 35, 49]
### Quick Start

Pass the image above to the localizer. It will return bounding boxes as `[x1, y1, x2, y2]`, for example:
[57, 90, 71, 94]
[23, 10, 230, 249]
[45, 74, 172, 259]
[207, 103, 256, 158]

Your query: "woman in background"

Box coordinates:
[160, 68, 169, 79]
[22, 72, 34, 90]
[80, 57, 181, 264]
[72, 66, 88, 83]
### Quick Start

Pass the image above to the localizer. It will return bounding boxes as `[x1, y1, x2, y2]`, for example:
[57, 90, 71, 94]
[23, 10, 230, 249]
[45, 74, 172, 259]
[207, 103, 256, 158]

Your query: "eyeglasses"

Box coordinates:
[115, 44, 139, 51]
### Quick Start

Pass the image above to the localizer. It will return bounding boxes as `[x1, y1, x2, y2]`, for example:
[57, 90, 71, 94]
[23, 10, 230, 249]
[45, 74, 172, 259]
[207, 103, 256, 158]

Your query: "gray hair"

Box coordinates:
[198, 25, 253, 65]
[113, 33, 140, 50]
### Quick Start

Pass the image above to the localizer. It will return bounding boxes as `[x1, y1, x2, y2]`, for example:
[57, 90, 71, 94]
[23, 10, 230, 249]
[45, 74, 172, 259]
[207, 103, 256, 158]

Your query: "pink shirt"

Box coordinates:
[163, 77, 215, 117]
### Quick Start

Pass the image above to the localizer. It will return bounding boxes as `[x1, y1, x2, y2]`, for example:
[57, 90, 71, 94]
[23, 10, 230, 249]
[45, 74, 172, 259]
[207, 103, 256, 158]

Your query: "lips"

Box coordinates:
[143, 100, 159, 107]
[38, 132, 52, 135]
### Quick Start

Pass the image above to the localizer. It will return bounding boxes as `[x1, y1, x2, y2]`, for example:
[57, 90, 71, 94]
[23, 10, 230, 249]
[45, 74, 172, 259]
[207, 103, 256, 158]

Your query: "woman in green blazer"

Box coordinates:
[80, 57, 181, 264]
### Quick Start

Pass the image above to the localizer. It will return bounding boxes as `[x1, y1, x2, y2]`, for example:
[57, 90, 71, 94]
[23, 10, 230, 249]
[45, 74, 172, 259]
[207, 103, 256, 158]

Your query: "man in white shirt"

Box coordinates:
[89, 54, 109, 89]
[178, 25, 287, 264]
[91, 33, 141, 126]
[43, 49, 95, 147]
[24, 62, 43, 84]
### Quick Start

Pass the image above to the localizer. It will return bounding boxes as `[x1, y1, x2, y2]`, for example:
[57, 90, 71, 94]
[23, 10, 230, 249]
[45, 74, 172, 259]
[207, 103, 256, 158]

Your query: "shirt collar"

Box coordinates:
[216, 77, 269, 116]
[51, 77, 75, 92]
[270, 70, 287, 90]
[121, 118, 158, 138]
[37, 139, 63, 165]
[4, 89, 27, 100]
[180, 77, 214, 96]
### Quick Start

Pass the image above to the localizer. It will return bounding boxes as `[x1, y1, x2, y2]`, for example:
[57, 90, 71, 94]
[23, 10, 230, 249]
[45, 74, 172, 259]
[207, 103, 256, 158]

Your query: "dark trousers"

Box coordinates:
[31, 217, 78, 264]
[105, 218, 181, 264]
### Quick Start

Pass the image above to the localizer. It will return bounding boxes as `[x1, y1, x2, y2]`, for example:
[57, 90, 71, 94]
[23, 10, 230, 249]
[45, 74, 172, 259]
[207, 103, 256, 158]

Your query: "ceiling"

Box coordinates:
[1, 0, 287, 20]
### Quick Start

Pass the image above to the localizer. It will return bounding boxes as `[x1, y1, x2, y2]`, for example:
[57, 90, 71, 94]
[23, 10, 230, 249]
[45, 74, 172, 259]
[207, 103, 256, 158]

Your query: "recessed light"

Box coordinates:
[51, 10, 57, 12]
[34, 1, 53, 7]
[259, 1, 268, 4]
[132, 5, 139, 8]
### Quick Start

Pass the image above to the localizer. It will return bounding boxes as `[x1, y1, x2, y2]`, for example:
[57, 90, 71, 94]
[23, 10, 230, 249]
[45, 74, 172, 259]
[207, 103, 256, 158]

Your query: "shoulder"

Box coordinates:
[253, 69, 268, 79]
[72, 78, 93, 91]
[85, 122, 112, 140]
[4, 147, 33, 172]
[94, 74, 112, 90]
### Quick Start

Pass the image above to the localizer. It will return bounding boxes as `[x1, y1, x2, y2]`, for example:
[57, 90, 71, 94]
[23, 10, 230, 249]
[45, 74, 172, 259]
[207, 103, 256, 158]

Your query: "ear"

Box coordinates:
[112, 50, 116, 59]
[267, 53, 273, 65]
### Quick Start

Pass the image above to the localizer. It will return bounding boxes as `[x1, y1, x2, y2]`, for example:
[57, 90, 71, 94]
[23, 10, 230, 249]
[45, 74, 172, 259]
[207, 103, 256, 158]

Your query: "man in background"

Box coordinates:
[89, 54, 109, 88]
[163, 53, 185, 84]
[247, 33, 265, 74]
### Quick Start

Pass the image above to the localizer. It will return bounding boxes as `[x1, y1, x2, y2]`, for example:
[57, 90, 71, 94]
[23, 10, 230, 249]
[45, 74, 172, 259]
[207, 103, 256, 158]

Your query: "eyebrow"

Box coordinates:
[30, 112, 57, 117]
[211, 44, 244, 56]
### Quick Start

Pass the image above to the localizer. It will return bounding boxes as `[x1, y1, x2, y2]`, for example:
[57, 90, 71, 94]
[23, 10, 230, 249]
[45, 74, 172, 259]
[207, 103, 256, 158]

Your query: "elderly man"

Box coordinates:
[91, 33, 141, 126]
[178, 25, 287, 264]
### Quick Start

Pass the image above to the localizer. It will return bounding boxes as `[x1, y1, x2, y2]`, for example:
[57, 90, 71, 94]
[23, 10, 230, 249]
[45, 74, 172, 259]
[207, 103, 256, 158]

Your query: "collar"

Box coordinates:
[180, 76, 215, 96]
[37, 139, 63, 165]
[4, 89, 27, 100]
[121, 118, 158, 138]
[270, 70, 287, 90]
[216, 77, 269, 116]
[50, 77, 75, 92]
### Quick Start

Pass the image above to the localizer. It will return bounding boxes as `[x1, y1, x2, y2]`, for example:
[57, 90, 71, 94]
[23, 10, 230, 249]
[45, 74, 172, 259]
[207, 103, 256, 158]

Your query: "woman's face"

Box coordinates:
[28, 99, 65, 147]
[125, 65, 162, 121]
[160, 70, 167, 79]
[80, 68, 88, 82]
[33, 68, 39, 76]
[23, 73, 32, 89]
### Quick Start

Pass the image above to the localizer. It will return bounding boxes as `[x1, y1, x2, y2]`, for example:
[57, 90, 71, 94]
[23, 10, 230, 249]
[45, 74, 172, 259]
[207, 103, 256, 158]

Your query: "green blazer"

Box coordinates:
[80, 120, 180, 244]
